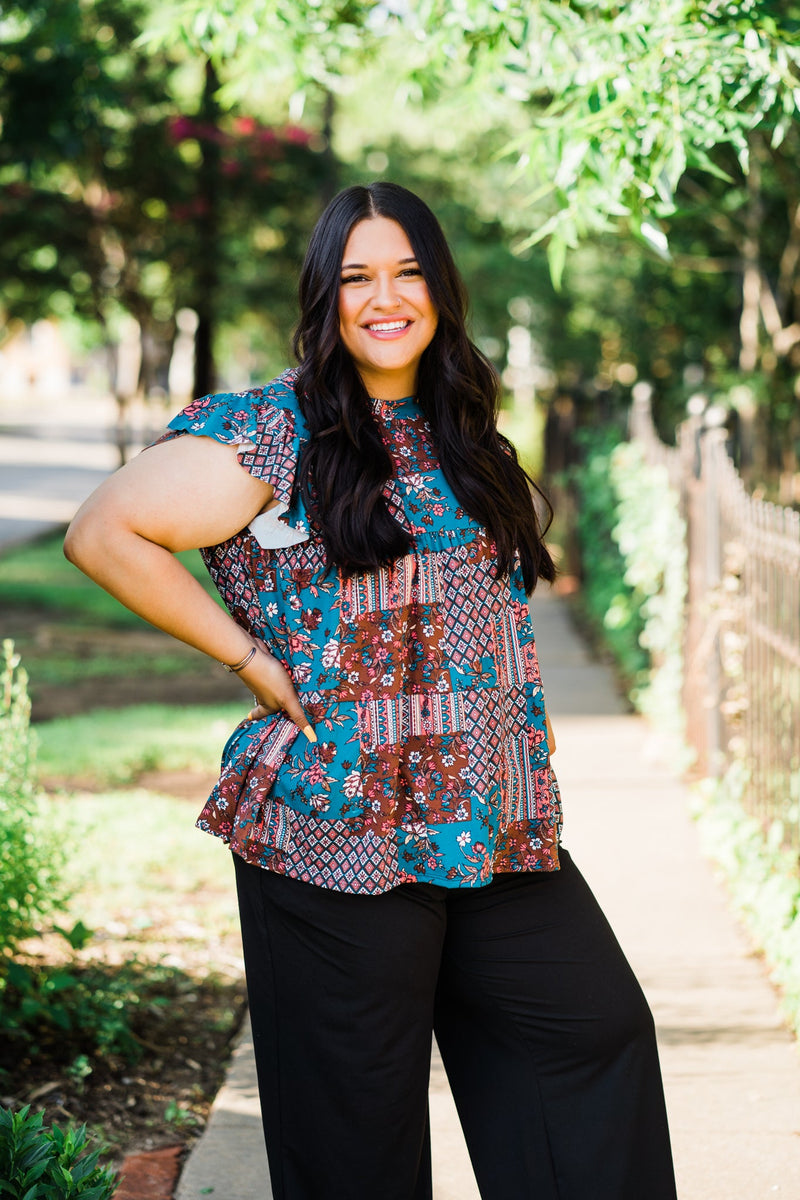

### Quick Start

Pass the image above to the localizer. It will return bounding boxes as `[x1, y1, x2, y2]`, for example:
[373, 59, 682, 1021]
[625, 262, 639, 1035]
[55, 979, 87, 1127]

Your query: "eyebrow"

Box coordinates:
[341, 256, 419, 269]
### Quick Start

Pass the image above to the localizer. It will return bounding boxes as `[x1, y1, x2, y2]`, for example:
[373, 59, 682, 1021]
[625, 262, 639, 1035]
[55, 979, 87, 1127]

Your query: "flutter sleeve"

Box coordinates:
[165, 370, 309, 543]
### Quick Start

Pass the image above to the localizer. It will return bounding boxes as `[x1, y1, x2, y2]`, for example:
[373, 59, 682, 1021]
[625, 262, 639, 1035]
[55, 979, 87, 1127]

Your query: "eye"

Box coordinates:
[340, 273, 368, 284]
[399, 267, 423, 278]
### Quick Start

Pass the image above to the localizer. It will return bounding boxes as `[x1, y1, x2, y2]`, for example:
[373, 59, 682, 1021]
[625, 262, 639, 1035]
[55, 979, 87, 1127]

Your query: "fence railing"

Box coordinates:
[630, 387, 800, 852]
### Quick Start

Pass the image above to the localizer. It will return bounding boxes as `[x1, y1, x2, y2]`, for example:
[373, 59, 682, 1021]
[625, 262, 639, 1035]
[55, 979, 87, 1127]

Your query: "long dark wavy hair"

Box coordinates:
[292, 182, 556, 592]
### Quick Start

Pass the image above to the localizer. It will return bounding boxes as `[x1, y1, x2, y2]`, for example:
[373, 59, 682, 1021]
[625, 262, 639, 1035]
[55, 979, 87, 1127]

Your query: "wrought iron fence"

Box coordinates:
[630, 387, 800, 852]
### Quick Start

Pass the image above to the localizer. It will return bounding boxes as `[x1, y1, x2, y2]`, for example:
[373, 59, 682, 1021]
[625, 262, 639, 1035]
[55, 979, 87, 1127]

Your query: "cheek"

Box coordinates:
[424, 310, 439, 346]
[338, 295, 360, 339]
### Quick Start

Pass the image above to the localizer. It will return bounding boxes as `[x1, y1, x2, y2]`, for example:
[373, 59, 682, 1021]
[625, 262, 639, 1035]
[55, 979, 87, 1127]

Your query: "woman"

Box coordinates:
[65, 182, 676, 1200]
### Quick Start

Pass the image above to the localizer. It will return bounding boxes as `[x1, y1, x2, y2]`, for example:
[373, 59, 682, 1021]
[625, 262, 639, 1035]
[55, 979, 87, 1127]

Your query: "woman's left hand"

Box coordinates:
[237, 641, 317, 742]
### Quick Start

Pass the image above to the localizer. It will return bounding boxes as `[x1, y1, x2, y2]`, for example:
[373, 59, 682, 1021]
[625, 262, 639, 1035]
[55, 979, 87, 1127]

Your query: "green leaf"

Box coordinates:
[639, 219, 671, 261]
[546, 233, 568, 291]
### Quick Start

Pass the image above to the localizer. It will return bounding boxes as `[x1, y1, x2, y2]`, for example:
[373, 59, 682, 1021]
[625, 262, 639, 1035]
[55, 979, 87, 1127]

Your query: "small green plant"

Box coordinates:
[164, 1100, 198, 1129]
[0, 641, 69, 956]
[64, 1056, 93, 1095]
[1, 959, 142, 1062]
[0, 1104, 117, 1199]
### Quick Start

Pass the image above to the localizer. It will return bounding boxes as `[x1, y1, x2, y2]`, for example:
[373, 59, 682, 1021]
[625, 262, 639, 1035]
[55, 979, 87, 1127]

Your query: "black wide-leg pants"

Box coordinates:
[234, 849, 677, 1200]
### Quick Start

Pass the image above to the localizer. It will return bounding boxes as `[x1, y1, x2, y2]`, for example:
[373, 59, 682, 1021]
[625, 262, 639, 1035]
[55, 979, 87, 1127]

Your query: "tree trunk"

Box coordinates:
[738, 149, 761, 375]
[193, 60, 221, 398]
[319, 89, 338, 207]
[737, 143, 763, 480]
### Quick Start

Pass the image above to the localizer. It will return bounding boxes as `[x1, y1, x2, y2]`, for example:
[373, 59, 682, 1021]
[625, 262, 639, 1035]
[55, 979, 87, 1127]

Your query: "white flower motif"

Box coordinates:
[342, 770, 362, 799]
[265, 602, 279, 616]
[322, 639, 340, 668]
[457, 831, 471, 848]
[404, 820, 428, 840]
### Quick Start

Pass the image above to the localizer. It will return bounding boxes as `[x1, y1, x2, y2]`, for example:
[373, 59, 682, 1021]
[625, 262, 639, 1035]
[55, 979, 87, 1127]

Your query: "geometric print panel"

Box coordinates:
[281, 818, 399, 894]
[438, 543, 507, 669]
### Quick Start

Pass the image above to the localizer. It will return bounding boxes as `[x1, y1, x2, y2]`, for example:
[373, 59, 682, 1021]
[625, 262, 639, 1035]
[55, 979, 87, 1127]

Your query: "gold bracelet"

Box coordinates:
[220, 645, 257, 673]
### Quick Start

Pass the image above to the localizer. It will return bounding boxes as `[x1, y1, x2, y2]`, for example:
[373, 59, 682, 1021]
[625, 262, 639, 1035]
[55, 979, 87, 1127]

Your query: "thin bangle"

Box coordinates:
[220, 645, 257, 673]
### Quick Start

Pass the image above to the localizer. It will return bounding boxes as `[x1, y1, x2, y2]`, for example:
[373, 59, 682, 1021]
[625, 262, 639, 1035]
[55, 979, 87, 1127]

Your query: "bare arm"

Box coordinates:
[64, 434, 316, 740]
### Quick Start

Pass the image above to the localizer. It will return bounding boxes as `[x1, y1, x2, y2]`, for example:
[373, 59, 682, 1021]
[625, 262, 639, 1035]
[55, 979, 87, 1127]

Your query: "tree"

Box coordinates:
[0, 0, 329, 400]
[142, 1, 800, 282]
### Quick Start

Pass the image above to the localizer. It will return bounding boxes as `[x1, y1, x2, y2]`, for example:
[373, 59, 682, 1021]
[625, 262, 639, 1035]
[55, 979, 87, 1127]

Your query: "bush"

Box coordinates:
[0, 643, 141, 1065]
[0, 1104, 117, 1199]
[0, 640, 68, 956]
[607, 441, 687, 749]
[571, 435, 649, 687]
[692, 764, 800, 1037]
[572, 436, 688, 757]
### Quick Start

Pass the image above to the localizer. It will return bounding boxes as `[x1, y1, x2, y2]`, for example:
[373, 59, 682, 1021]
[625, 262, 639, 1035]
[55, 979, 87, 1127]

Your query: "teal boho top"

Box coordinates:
[167, 369, 562, 894]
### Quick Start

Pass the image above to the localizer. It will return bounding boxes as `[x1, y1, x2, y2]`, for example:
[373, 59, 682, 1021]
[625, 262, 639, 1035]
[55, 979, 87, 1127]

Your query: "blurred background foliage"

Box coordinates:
[1, 0, 799, 489]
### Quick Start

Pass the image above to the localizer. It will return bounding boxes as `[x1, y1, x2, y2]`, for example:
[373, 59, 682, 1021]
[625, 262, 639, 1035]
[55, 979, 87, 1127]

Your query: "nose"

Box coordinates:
[371, 273, 401, 310]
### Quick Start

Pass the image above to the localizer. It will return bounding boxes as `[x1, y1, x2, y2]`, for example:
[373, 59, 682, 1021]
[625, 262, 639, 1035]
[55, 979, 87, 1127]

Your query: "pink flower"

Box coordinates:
[304, 762, 328, 787]
[285, 125, 312, 145]
[168, 115, 198, 143]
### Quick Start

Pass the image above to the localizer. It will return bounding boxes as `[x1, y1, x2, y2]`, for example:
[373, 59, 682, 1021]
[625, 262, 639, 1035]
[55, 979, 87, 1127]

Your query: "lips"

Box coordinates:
[363, 319, 412, 334]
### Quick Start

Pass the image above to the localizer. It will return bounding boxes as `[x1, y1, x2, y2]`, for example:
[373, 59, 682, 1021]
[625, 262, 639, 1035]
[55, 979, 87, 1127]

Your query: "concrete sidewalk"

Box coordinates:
[177, 587, 800, 1199]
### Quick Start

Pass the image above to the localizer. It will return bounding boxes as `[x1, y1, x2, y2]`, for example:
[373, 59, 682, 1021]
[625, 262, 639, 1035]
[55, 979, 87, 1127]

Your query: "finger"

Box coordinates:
[239, 645, 317, 742]
[247, 689, 316, 742]
[274, 685, 317, 743]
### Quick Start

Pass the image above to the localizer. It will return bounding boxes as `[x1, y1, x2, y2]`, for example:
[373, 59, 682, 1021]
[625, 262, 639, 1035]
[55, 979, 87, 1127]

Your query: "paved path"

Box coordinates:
[177, 589, 800, 1199]
[0, 392, 156, 551]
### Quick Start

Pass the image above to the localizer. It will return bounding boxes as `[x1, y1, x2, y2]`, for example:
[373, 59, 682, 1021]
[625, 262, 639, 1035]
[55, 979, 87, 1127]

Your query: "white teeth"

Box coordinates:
[366, 320, 409, 332]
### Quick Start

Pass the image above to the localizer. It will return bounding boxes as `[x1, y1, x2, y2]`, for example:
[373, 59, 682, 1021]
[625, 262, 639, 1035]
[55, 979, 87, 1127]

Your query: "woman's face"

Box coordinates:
[338, 216, 438, 400]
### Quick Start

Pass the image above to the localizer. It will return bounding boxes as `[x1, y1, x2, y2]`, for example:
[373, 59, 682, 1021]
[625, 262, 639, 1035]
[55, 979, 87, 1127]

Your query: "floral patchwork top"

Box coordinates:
[167, 369, 562, 894]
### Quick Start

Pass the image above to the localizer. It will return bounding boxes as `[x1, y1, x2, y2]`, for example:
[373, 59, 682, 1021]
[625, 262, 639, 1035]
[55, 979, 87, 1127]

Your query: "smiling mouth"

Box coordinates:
[364, 320, 412, 333]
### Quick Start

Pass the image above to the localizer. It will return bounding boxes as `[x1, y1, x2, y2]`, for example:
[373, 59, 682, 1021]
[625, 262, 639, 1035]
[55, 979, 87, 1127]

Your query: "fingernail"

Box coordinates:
[303, 725, 317, 743]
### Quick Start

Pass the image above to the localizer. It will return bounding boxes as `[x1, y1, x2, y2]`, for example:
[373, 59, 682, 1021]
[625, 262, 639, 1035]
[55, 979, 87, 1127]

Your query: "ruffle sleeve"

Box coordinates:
[166, 370, 310, 542]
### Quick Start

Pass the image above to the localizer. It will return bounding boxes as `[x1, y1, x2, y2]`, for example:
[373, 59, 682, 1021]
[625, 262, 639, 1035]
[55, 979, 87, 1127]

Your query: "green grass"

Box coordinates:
[0, 532, 229, 702]
[26, 648, 210, 687]
[0, 532, 217, 626]
[57, 787, 241, 959]
[36, 703, 244, 786]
